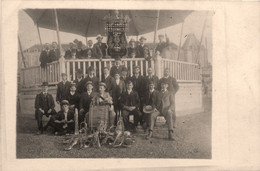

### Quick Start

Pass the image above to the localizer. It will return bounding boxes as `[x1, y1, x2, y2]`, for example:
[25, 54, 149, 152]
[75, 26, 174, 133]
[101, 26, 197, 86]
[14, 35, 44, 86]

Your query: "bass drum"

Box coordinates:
[88, 104, 110, 131]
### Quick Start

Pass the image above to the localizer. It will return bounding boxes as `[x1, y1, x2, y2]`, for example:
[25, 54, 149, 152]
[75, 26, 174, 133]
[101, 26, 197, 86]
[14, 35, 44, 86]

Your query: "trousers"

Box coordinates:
[35, 109, 56, 132]
[148, 109, 175, 131]
[122, 108, 142, 130]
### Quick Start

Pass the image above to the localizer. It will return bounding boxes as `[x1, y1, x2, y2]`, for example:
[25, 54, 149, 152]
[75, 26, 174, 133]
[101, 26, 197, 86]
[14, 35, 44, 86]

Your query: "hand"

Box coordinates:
[79, 109, 84, 113]
[39, 108, 44, 113]
[54, 120, 60, 123]
[129, 106, 136, 111]
[67, 120, 73, 123]
[47, 109, 52, 114]
[61, 119, 66, 123]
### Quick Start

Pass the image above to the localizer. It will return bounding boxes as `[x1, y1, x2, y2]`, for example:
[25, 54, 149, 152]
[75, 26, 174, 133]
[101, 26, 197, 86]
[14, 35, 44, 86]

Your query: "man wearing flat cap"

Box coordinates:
[136, 36, 151, 59]
[155, 34, 170, 55]
[84, 66, 99, 92]
[146, 79, 175, 140]
[67, 83, 81, 110]
[48, 100, 75, 135]
[73, 69, 86, 95]
[56, 73, 71, 107]
[93, 34, 108, 59]
[79, 81, 97, 125]
[34, 82, 56, 135]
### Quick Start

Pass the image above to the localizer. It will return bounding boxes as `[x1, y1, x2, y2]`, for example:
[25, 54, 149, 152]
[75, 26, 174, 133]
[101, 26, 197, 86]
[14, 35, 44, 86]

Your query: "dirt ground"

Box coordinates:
[16, 97, 211, 158]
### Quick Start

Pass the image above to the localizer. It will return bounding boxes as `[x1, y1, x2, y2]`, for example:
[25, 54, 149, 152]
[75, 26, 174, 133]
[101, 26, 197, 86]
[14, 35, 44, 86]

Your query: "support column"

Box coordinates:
[36, 23, 43, 50]
[177, 22, 184, 60]
[153, 10, 160, 50]
[155, 52, 162, 78]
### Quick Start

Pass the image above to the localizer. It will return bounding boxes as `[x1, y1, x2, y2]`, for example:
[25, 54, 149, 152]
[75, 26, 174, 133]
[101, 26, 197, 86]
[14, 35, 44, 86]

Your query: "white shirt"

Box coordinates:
[87, 91, 92, 95]
[127, 90, 132, 95]
[70, 91, 75, 95]
[116, 79, 120, 85]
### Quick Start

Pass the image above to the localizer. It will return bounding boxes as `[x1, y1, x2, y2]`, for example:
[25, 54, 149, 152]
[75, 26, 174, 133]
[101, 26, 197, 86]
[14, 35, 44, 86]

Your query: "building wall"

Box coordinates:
[19, 82, 204, 116]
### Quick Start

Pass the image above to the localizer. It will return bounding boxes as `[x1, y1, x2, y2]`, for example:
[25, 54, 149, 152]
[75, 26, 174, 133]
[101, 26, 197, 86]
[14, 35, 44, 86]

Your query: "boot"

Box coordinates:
[146, 130, 153, 140]
[168, 130, 175, 140]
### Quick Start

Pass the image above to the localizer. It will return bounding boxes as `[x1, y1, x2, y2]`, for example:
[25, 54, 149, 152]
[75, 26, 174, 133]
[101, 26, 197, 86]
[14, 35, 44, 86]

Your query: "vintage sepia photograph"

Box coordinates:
[17, 9, 213, 158]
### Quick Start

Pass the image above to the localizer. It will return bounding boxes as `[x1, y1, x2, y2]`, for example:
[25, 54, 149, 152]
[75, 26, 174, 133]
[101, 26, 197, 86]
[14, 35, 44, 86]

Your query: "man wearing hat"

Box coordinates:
[158, 68, 179, 93]
[120, 66, 130, 84]
[56, 73, 71, 107]
[120, 80, 142, 132]
[136, 36, 150, 59]
[155, 34, 169, 55]
[34, 82, 56, 135]
[40, 43, 51, 68]
[84, 66, 99, 92]
[79, 81, 97, 125]
[48, 100, 75, 135]
[64, 42, 74, 59]
[83, 40, 94, 58]
[110, 58, 124, 77]
[127, 38, 138, 58]
[146, 79, 175, 140]
[93, 82, 115, 127]
[49, 41, 60, 62]
[101, 67, 115, 95]
[73, 69, 86, 95]
[93, 34, 108, 59]
[76, 41, 84, 59]
[144, 67, 159, 92]
[67, 83, 81, 110]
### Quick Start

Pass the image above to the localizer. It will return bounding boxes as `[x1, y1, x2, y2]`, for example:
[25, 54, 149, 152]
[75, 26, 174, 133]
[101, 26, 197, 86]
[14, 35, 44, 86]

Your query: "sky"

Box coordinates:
[18, 10, 212, 63]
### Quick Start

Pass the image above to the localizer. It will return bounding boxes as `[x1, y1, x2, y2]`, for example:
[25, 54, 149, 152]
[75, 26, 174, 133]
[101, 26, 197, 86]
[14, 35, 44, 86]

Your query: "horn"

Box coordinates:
[74, 108, 79, 135]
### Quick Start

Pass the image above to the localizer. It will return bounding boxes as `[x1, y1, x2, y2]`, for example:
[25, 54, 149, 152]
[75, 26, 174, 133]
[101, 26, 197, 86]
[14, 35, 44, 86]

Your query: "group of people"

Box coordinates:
[39, 34, 170, 67]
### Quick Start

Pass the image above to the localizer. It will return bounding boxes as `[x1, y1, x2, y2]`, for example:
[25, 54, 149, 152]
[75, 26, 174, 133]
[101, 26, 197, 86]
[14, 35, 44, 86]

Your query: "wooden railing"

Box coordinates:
[20, 55, 201, 88]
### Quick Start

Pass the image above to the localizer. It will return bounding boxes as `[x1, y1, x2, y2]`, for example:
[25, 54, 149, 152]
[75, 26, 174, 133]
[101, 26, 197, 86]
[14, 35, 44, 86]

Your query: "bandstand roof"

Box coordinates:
[24, 9, 192, 37]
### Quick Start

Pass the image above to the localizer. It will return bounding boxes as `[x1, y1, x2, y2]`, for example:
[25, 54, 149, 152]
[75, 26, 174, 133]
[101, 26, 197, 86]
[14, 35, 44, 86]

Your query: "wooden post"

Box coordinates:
[36, 23, 43, 50]
[155, 52, 162, 78]
[197, 12, 208, 63]
[18, 36, 26, 68]
[153, 10, 160, 50]
[177, 22, 184, 60]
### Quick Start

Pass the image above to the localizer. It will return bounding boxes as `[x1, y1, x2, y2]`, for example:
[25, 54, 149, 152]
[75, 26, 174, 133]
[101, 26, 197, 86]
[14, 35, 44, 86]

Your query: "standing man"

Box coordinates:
[144, 67, 159, 92]
[120, 80, 142, 132]
[120, 66, 130, 84]
[146, 79, 175, 140]
[49, 41, 60, 62]
[56, 73, 71, 107]
[39, 43, 50, 68]
[84, 66, 99, 92]
[110, 58, 123, 77]
[79, 81, 96, 125]
[101, 67, 115, 94]
[83, 40, 94, 58]
[158, 68, 179, 93]
[76, 41, 84, 59]
[48, 100, 75, 135]
[127, 38, 138, 58]
[136, 36, 150, 59]
[155, 34, 169, 55]
[93, 34, 107, 59]
[64, 42, 74, 59]
[67, 83, 81, 110]
[74, 69, 86, 95]
[34, 82, 56, 135]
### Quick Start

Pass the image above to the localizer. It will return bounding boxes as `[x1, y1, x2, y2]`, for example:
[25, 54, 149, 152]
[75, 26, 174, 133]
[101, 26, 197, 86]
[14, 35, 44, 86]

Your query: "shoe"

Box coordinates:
[146, 130, 153, 140]
[36, 131, 42, 135]
[168, 130, 175, 141]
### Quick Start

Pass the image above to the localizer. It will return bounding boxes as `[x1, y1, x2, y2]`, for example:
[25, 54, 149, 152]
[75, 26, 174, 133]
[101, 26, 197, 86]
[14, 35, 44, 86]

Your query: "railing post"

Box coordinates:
[155, 52, 162, 78]
[59, 55, 65, 81]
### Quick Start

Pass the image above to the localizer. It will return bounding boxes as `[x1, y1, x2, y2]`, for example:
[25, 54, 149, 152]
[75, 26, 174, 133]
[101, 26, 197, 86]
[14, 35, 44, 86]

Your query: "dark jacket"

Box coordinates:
[120, 90, 140, 109]
[143, 90, 160, 110]
[120, 76, 131, 85]
[53, 110, 74, 122]
[73, 78, 86, 95]
[39, 50, 50, 68]
[56, 81, 71, 103]
[64, 49, 72, 59]
[111, 79, 126, 104]
[83, 48, 94, 58]
[49, 49, 60, 62]
[79, 91, 96, 112]
[110, 65, 124, 77]
[127, 47, 138, 57]
[93, 42, 107, 58]
[144, 75, 159, 91]
[136, 45, 150, 59]
[84, 76, 99, 92]
[76, 49, 84, 59]
[101, 75, 115, 94]
[35, 92, 55, 111]
[157, 90, 175, 113]
[130, 74, 145, 99]
[155, 38, 170, 54]
[158, 76, 179, 94]
[67, 92, 81, 109]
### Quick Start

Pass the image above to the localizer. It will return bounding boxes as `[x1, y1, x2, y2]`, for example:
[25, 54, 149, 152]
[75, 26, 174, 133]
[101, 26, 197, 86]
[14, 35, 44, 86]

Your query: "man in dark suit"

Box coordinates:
[120, 66, 130, 84]
[127, 38, 138, 58]
[67, 83, 81, 110]
[84, 66, 99, 92]
[144, 67, 159, 92]
[34, 82, 56, 135]
[158, 68, 179, 93]
[155, 34, 170, 55]
[83, 40, 94, 58]
[146, 79, 175, 140]
[73, 69, 86, 95]
[56, 73, 71, 107]
[48, 100, 75, 135]
[110, 58, 124, 77]
[120, 80, 142, 132]
[79, 81, 97, 125]
[76, 41, 84, 59]
[101, 67, 115, 95]
[93, 34, 107, 59]
[64, 42, 74, 59]
[49, 42, 60, 62]
[39, 43, 51, 68]
[136, 36, 151, 60]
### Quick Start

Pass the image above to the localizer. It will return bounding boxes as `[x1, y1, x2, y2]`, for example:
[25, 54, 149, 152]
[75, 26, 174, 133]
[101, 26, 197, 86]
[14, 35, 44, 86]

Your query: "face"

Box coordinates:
[77, 74, 82, 79]
[148, 68, 153, 75]
[70, 86, 76, 92]
[42, 86, 48, 92]
[89, 70, 95, 75]
[134, 68, 140, 74]
[52, 42, 58, 49]
[115, 61, 121, 67]
[149, 84, 155, 90]
[127, 82, 133, 90]
[122, 71, 127, 76]
[140, 39, 146, 44]
[97, 37, 102, 43]
[61, 75, 67, 81]
[99, 86, 105, 92]
[87, 84, 93, 91]
[45, 44, 50, 50]
[78, 43, 82, 49]
[130, 41, 135, 46]
[88, 40, 93, 47]
[115, 74, 120, 80]
[164, 69, 169, 77]
[62, 104, 69, 112]
[161, 83, 168, 90]
[69, 43, 74, 49]
[103, 68, 109, 75]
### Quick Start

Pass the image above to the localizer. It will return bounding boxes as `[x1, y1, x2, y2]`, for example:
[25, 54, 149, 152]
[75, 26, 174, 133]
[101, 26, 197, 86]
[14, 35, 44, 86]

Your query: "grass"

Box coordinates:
[16, 97, 211, 158]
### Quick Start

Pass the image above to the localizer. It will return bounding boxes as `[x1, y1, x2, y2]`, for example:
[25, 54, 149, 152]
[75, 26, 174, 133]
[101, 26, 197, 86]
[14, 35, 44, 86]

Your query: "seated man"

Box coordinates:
[67, 83, 81, 110]
[120, 80, 142, 132]
[48, 100, 75, 135]
[79, 81, 96, 125]
[146, 79, 175, 140]
[92, 82, 116, 127]
[34, 82, 56, 135]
